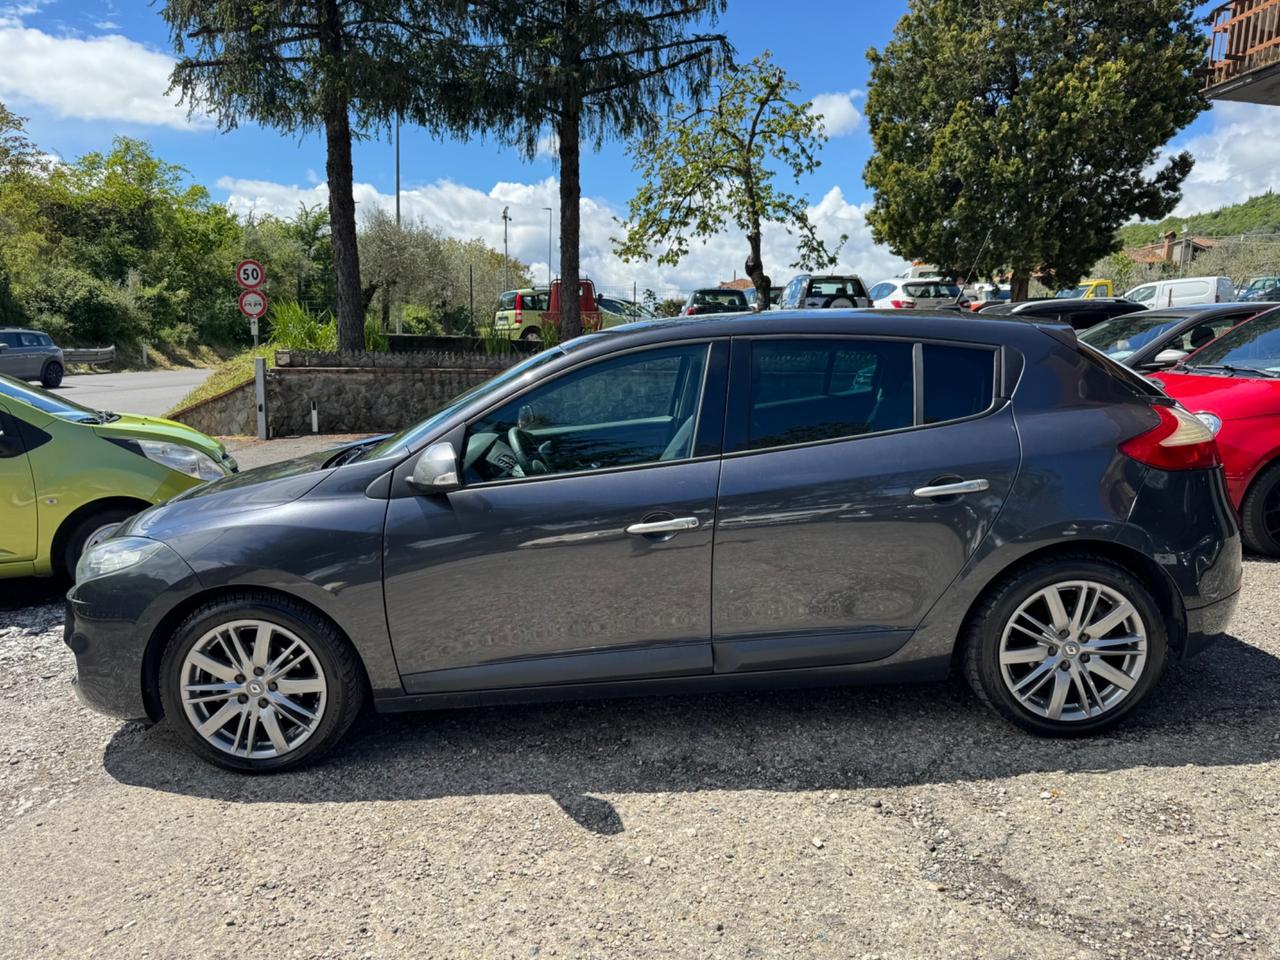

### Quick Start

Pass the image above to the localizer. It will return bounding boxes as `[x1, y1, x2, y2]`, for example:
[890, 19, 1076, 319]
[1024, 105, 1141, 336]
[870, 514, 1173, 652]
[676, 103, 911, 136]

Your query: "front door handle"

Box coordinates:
[913, 479, 990, 499]
[625, 516, 700, 536]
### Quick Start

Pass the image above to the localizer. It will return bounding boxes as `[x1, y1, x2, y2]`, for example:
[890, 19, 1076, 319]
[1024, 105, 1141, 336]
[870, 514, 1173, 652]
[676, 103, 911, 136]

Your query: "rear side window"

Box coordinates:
[498, 292, 517, 311]
[738, 339, 914, 451]
[923, 345, 995, 424]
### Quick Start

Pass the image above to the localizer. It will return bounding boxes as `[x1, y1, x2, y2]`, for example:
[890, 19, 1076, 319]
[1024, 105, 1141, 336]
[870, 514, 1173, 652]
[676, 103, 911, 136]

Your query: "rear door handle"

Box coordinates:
[913, 479, 990, 499]
[626, 517, 700, 536]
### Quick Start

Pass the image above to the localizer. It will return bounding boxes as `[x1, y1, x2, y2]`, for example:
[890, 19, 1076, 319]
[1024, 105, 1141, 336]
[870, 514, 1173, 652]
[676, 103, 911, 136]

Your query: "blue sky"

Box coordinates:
[1, 0, 1275, 297]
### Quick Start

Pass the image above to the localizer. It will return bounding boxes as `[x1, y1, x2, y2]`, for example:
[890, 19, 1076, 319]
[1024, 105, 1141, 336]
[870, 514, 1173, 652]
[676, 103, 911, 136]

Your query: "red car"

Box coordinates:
[1151, 306, 1280, 556]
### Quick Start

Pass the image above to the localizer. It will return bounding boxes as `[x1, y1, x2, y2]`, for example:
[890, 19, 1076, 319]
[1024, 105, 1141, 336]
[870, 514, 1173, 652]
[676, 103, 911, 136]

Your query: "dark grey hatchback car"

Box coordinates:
[67, 311, 1242, 772]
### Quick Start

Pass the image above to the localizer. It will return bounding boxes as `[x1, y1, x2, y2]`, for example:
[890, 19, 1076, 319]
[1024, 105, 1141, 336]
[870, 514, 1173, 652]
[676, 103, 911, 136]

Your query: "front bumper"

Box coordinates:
[65, 541, 201, 721]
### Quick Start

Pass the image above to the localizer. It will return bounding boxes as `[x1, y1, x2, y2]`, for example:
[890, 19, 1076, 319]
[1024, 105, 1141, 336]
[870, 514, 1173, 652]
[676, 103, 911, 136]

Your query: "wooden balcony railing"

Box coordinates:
[1205, 0, 1280, 98]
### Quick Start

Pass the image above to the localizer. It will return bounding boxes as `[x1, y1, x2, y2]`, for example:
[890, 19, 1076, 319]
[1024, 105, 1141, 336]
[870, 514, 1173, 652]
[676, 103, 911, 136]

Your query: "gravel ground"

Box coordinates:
[1, 531, 1278, 957]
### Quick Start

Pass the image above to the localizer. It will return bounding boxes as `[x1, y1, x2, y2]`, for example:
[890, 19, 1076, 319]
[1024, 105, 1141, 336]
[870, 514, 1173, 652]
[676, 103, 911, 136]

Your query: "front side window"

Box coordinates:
[923, 344, 996, 424]
[736, 339, 914, 452]
[463, 343, 710, 483]
[1129, 285, 1156, 304]
[0, 333, 19, 348]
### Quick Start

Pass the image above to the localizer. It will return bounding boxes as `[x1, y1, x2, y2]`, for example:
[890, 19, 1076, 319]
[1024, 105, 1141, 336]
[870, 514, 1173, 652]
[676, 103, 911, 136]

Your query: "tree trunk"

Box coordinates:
[557, 102, 582, 340]
[745, 227, 769, 314]
[1010, 273, 1031, 302]
[319, 0, 363, 353]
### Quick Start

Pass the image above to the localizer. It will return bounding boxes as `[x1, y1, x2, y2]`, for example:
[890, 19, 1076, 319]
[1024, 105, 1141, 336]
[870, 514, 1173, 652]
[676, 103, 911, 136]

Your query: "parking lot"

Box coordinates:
[2, 544, 1278, 958]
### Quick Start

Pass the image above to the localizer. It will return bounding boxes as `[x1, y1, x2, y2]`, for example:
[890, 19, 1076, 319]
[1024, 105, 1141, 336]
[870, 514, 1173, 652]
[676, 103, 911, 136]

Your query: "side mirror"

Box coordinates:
[408, 441, 461, 493]
[0, 343, 8, 352]
[1150, 348, 1189, 369]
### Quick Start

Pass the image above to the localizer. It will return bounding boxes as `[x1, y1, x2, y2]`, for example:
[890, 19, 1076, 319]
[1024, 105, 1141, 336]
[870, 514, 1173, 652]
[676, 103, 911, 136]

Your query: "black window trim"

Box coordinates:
[722, 333, 1003, 458]
[455, 339, 725, 490]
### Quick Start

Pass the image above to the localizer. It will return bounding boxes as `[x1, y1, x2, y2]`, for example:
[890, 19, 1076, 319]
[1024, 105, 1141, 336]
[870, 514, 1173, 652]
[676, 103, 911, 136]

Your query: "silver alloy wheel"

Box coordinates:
[179, 620, 328, 760]
[998, 580, 1148, 723]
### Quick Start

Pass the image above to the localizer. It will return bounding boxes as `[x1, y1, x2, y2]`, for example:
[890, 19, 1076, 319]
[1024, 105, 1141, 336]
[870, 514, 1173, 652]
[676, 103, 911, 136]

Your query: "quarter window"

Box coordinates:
[737, 339, 914, 452]
[923, 345, 996, 424]
[463, 344, 709, 483]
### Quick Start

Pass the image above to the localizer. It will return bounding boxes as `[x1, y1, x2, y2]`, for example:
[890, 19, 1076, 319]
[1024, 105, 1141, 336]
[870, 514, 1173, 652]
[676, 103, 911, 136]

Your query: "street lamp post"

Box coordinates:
[502, 206, 512, 294]
[542, 206, 553, 288]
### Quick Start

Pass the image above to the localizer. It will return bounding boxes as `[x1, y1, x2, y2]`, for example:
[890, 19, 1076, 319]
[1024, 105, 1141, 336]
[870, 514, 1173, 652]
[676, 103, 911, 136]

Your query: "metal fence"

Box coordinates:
[63, 346, 116, 365]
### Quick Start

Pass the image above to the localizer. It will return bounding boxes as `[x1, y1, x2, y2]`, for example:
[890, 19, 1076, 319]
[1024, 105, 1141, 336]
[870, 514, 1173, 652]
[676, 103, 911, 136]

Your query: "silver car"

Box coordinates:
[0, 327, 65, 388]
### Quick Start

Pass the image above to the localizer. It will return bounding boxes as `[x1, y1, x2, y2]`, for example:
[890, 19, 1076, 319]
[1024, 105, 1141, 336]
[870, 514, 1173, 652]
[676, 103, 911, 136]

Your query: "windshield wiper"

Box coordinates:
[1187, 363, 1279, 379]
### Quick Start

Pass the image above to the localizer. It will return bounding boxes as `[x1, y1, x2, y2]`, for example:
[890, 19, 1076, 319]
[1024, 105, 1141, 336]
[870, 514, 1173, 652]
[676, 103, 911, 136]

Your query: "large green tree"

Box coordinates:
[615, 53, 842, 308]
[460, 1, 730, 339]
[161, 0, 460, 351]
[863, 0, 1206, 299]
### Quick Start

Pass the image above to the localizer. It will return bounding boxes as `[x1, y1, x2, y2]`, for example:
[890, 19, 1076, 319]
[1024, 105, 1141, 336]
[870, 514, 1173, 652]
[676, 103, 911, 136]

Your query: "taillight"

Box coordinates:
[889, 299, 915, 309]
[1119, 405, 1221, 471]
[514, 294, 523, 325]
[685, 306, 698, 316]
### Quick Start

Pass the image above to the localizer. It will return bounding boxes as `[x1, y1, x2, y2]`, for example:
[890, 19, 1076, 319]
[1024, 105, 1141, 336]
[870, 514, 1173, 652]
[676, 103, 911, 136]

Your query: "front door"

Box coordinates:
[384, 341, 727, 693]
[0, 400, 37, 565]
[711, 337, 1021, 673]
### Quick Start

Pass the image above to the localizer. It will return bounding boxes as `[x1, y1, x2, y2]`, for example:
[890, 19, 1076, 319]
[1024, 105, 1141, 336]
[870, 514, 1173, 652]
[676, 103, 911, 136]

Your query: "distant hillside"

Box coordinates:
[1119, 192, 1280, 248]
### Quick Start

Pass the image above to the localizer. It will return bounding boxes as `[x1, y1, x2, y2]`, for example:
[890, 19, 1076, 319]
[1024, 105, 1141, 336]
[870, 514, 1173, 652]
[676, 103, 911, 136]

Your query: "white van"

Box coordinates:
[1124, 276, 1235, 309]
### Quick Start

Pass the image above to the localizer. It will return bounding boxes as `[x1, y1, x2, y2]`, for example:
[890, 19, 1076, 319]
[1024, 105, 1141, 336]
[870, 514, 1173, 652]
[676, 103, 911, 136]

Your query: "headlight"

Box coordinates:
[75, 537, 163, 583]
[134, 440, 226, 481]
[1194, 412, 1223, 437]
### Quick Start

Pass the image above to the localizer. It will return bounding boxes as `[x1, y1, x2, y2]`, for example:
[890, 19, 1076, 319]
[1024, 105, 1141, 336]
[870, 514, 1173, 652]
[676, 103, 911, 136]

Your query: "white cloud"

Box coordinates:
[0, 23, 206, 130]
[1163, 102, 1280, 217]
[535, 132, 559, 160]
[216, 174, 907, 299]
[808, 90, 863, 138]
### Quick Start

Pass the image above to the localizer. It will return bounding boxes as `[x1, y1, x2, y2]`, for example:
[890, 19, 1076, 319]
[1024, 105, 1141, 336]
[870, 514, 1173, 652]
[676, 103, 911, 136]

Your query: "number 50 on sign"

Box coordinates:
[236, 259, 264, 288]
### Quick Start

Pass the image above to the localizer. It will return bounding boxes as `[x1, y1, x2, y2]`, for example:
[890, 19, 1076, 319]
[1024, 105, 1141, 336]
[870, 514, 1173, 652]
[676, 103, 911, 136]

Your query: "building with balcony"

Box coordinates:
[1204, 1, 1280, 105]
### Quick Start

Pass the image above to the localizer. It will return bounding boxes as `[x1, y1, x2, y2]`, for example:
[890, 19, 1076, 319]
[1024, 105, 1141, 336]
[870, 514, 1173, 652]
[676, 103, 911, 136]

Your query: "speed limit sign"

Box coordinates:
[238, 288, 269, 319]
[235, 258, 265, 289]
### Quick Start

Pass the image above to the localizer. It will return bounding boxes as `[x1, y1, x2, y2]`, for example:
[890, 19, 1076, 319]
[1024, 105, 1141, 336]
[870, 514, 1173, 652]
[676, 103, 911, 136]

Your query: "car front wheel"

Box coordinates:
[1240, 461, 1280, 557]
[159, 593, 365, 772]
[963, 556, 1167, 736]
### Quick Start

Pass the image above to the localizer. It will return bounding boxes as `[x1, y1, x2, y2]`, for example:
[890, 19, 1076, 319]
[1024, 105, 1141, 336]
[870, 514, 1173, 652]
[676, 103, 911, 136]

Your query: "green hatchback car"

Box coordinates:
[0, 375, 237, 579]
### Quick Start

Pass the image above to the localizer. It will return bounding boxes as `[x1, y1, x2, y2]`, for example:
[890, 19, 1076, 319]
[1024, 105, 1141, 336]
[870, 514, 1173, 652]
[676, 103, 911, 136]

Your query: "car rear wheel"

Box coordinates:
[159, 593, 365, 773]
[41, 361, 64, 388]
[1240, 461, 1280, 557]
[963, 556, 1167, 736]
[60, 506, 138, 580]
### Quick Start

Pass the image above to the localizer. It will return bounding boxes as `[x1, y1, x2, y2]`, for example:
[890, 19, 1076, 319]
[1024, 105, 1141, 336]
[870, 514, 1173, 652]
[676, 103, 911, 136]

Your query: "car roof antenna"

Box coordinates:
[956, 224, 996, 307]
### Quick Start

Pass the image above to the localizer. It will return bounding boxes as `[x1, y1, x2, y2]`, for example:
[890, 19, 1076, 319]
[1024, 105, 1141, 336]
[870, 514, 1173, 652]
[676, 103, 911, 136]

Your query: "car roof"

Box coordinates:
[563, 308, 1065, 357]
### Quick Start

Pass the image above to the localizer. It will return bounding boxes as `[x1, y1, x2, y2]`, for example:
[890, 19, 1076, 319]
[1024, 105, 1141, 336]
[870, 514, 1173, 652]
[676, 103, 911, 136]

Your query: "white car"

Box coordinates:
[868, 278, 967, 310]
[1124, 276, 1235, 309]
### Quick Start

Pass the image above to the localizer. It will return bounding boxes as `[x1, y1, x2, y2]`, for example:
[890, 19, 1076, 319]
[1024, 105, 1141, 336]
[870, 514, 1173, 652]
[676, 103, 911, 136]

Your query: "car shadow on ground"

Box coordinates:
[0, 578, 66, 611]
[102, 634, 1280, 835]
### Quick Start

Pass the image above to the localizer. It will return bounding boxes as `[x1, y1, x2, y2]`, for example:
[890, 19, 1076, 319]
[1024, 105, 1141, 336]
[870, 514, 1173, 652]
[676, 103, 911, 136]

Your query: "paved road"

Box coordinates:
[54, 369, 211, 418]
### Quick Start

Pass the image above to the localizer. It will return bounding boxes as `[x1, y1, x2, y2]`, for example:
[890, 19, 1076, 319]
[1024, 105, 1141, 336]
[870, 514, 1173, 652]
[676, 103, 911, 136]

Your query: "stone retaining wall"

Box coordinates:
[169, 363, 504, 437]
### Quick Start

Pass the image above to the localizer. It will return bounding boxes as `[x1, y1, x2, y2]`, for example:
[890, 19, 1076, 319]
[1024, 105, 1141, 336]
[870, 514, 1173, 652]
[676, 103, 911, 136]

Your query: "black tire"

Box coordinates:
[41, 360, 64, 389]
[962, 554, 1168, 737]
[159, 591, 366, 773]
[1240, 461, 1280, 557]
[59, 505, 138, 580]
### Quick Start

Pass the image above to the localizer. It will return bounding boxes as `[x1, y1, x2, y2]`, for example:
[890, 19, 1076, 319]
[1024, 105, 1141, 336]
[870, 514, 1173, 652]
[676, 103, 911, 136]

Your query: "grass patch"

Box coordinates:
[166, 345, 274, 417]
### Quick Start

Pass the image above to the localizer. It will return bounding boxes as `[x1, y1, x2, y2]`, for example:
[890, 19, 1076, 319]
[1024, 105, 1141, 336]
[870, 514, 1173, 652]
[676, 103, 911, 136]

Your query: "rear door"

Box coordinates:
[0, 399, 37, 564]
[711, 336, 1020, 673]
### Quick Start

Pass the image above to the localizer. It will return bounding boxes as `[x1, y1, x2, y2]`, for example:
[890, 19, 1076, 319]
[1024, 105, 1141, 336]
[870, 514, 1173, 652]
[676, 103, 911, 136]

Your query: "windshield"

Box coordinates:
[1056, 286, 1088, 299]
[1078, 312, 1185, 359]
[1186, 308, 1280, 374]
[0, 374, 113, 421]
[362, 348, 566, 459]
[1245, 278, 1279, 295]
